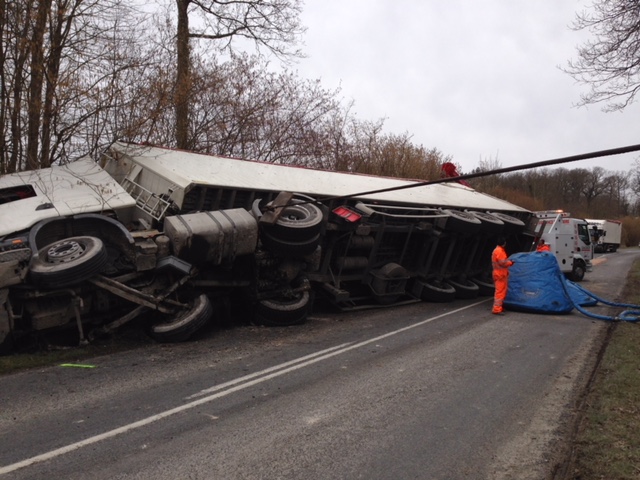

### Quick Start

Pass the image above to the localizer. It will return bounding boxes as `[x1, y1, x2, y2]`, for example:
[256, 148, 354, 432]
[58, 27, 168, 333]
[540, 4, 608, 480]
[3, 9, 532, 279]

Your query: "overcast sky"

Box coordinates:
[293, 0, 640, 175]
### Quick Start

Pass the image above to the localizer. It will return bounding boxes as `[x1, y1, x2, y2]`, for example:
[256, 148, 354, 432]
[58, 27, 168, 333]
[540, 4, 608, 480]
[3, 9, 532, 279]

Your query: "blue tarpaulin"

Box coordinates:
[504, 251, 593, 313]
[564, 280, 598, 307]
[503, 251, 639, 321]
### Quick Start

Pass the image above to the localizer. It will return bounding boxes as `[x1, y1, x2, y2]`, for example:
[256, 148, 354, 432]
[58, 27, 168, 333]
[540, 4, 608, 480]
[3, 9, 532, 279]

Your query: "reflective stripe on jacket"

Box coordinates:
[491, 245, 513, 277]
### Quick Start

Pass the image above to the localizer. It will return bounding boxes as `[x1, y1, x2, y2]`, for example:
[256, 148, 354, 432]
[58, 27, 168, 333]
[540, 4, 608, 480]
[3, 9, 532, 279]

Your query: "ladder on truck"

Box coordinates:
[121, 165, 173, 222]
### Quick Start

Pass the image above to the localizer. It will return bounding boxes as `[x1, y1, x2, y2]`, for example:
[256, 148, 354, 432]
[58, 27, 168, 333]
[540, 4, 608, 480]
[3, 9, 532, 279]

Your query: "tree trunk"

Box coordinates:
[0, 0, 7, 173]
[41, 0, 69, 168]
[175, 0, 191, 149]
[26, 0, 52, 170]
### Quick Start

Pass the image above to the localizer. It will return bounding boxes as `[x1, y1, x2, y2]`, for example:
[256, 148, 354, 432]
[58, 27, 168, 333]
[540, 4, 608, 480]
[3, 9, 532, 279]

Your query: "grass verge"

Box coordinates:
[567, 260, 640, 479]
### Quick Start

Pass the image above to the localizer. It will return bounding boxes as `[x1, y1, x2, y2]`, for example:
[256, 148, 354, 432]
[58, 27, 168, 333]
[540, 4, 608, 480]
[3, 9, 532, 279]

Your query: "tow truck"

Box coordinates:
[533, 210, 594, 281]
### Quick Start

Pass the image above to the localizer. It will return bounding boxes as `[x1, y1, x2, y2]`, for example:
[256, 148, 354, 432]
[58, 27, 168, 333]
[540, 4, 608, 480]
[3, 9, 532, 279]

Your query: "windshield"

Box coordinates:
[0, 185, 36, 205]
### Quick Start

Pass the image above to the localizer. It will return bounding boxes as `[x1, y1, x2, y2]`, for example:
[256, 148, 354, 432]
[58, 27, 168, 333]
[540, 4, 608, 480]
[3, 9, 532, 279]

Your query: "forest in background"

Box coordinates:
[1, 0, 639, 242]
[467, 160, 640, 247]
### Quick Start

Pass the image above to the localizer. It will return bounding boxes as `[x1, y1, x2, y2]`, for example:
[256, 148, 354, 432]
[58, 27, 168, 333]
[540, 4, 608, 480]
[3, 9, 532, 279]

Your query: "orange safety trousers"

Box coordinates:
[492, 272, 508, 313]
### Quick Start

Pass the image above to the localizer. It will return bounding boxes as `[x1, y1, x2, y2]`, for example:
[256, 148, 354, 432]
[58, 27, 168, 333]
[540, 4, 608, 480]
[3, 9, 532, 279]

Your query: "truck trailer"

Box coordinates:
[585, 219, 622, 253]
[0, 143, 535, 353]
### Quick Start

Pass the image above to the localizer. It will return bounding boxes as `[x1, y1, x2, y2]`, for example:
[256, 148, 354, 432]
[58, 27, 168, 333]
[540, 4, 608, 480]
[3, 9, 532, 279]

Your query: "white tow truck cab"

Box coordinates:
[534, 210, 593, 281]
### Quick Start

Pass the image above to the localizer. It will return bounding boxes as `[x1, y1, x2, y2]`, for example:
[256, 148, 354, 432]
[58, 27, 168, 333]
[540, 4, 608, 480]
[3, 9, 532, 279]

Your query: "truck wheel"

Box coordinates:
[471, 277, 495, 296]
[448, 278, 480, 299]
[442, 209, 482, 234]
[30, 236, 108, 289]
[489, 212, 525, 233]
[151, 294, 213, 343]
[260, 230, 320, 257]
[570, 261, 586, 282]
[256, 290, 310, 326]
[417, 279, 456, 303]
[469, 212, 504, 235]
[269, 200, 323, 242]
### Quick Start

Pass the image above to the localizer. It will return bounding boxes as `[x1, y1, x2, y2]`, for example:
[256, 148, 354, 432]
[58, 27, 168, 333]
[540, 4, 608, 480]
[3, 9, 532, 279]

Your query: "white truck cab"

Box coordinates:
[0, 157, 135, 237]
[534, 211, 593, 281]
[585, 219, 622, 253]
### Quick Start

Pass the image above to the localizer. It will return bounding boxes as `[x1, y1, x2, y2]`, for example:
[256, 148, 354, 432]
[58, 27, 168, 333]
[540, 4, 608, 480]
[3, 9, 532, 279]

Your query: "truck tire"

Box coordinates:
[29, 236, 108, 289]
[471, 277, 495, 296]
[489, 212, 525, 233]
[569, 260, 586, 282]
[268, 200, 323, 242]
[151, 294, 213, 343]
[256, 290, 310, 326]
[469, 211, 504, 235]
[448, 278, 480, 299]
[260, 230, 320, 257]
[417, 279, 456, 303]
[442, 209, 482, 234]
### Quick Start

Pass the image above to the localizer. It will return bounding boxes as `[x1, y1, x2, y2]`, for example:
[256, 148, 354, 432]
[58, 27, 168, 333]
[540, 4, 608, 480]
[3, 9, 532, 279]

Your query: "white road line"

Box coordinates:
[0, 299, 487, 475]
[185, 342, 353, 399]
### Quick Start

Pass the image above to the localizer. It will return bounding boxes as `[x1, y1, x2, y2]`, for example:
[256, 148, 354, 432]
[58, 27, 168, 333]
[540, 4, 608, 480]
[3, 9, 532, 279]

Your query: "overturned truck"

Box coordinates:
[0, 143, 533, 353]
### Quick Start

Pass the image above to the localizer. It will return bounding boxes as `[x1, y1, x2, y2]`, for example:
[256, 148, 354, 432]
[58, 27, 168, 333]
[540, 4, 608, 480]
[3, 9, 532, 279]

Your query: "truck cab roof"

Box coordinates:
[0, 157, 135, 237]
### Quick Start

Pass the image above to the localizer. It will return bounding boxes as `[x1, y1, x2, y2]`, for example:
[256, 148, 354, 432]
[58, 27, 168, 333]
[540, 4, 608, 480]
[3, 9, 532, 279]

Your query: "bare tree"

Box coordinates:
[581, 167, 608, 209]
[600, 171, 630, 216]
[0, 0, 155, 172]
[351, 130, 446, 180]
[470, 163, 639, 218]
[309, 100, 368, 172]
[565, 1, 640, 111]
[189, 54, 340, 164]
[0, 1, 33, 173]
[468, 155, 503, 192]
[173, 0, 305, 149]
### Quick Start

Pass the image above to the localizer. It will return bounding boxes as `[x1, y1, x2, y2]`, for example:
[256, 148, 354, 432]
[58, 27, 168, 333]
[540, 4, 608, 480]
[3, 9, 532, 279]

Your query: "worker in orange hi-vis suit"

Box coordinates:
[536, 239, 551, 252]
[492, 237, 514, 315]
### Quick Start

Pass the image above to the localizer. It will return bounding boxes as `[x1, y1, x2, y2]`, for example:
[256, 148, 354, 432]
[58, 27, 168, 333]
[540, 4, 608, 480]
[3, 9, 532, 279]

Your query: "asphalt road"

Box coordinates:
[0, 249, 636, 480]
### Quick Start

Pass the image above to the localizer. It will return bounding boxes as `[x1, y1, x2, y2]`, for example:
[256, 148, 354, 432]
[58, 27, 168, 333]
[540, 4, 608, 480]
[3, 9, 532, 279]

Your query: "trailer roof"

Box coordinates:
[585, 218, 622, 225]
[110, 143, 529, 213]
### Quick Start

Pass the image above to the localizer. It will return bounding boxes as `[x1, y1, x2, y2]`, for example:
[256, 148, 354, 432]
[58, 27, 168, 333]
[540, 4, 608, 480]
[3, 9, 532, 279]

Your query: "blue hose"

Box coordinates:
[560, 276, 640, 322]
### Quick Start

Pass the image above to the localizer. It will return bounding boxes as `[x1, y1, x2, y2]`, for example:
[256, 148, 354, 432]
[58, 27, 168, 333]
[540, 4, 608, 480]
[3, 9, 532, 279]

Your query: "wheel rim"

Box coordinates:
[46, 240, 85, 263]
[275, 202, 323, 231]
